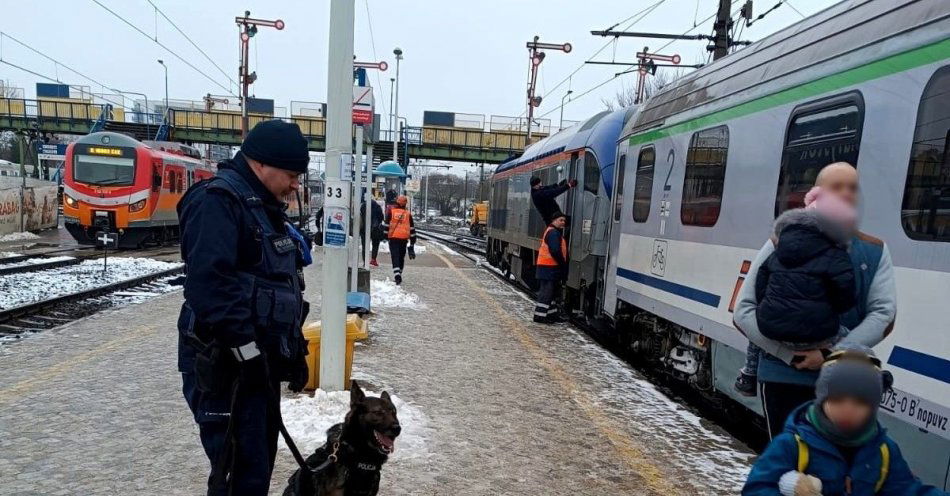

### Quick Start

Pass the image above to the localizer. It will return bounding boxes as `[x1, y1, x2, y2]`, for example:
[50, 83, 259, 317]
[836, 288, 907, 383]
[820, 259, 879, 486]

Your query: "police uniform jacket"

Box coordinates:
[177, 153, 308, 379]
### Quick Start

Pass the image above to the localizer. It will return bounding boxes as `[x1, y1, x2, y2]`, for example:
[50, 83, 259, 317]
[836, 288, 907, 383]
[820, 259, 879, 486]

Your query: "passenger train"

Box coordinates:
[487, 0, 950, 487]
[63, 131, 311, 248]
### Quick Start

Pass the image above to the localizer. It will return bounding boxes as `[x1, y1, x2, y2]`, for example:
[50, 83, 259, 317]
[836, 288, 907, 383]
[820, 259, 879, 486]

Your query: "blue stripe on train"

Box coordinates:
[616, 268, 721, 308]
[888, 346, 950, 385]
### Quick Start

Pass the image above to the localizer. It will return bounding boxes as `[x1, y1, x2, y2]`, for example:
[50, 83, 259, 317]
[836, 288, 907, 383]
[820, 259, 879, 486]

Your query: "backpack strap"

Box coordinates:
[794, 434, 809, 473]
[875, 442, 890, 493]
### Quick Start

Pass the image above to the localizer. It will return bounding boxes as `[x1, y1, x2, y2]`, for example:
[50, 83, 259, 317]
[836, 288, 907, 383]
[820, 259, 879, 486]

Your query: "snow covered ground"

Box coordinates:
[0, 257, 182, 310]
[0, 252, 21, 259]
[280, 388, 430, 461]
[370, 279, 427, 310]
[377, 242, 427, 255]
[0, 231, 41, 242]
[0, 255, 74, 270]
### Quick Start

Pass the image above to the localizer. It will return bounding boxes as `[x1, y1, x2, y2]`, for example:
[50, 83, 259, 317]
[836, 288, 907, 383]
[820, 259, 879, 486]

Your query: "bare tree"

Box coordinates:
[601, 69, 684, 111]
[0, 80, 24, 99]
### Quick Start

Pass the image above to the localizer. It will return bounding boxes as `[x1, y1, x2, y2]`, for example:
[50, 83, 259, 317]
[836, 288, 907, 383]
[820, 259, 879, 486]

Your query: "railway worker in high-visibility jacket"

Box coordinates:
[177, 120, 311, 496]
[380, 195, 416, 285]
[534, 212, 568, 323]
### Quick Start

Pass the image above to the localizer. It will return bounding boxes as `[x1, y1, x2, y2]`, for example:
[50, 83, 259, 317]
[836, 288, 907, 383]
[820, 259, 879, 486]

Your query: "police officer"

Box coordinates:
[177, 120, 311, 496]
[380, 195, 416, 285]
[534, 212, 568, 323]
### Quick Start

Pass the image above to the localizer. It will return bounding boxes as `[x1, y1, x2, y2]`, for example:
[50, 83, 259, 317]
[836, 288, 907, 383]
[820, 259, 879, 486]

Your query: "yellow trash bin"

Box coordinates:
[301, 314, 367, 391]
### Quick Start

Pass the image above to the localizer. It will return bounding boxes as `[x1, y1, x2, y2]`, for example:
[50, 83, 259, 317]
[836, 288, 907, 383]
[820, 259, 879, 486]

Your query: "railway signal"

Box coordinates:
[235, 11, 285, 137]
[524, 36, 572, 144]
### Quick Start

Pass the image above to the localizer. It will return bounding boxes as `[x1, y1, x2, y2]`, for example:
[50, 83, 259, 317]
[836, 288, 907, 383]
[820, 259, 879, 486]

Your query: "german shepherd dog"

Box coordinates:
[283, 381, 401, 496]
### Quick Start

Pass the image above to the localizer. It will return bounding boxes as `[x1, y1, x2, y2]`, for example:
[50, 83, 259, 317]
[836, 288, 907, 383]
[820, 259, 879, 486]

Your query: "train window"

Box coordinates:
[632, 146, 655, 223]
[613, 154, 626, 222]
[682, 126, 729, 226]
[775, 93, 864, 216]
[584, 153, 600, 194]
[901, 66, 950, 242]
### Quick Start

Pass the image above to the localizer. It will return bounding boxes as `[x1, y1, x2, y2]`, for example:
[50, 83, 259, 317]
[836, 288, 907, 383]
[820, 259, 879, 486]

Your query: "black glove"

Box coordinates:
[407, 245, 416, 260]
[288, 351, 309, 393]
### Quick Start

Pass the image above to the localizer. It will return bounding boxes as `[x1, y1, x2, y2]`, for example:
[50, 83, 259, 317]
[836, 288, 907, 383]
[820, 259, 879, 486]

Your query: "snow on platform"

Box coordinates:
[0, 257, 182, 309]
[280, 388, 431, 461]
[370, 278, 427, 310]
[378, 242, 426, 255]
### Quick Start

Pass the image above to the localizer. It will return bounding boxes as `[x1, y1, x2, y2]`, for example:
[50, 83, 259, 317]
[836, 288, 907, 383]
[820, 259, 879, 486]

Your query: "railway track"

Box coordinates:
[416, 228, 486, 254]
[0, 266, 184, 337]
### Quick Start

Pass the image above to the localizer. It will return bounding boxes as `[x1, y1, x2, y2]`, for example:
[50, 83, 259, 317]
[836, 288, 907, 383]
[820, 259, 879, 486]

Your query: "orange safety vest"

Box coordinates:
[388, 207, 411, 240]
[537, 226, 567, 267]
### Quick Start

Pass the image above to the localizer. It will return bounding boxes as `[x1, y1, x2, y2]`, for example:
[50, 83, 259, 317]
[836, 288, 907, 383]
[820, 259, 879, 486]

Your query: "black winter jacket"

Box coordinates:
[531, 182, 569, 224]
[755, 209, 856, 344]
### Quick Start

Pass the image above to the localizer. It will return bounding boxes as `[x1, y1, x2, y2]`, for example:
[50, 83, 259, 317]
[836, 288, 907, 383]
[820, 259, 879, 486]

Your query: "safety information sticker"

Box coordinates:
[324, 206, 349, 249]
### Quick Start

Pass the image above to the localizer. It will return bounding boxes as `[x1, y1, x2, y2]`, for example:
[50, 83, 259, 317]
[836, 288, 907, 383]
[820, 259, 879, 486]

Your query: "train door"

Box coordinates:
[602, 147, 627, 318]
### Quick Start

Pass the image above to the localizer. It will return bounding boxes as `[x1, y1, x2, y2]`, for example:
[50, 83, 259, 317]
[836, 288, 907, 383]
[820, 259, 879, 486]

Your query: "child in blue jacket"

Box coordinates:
[743, 344, 946, 496]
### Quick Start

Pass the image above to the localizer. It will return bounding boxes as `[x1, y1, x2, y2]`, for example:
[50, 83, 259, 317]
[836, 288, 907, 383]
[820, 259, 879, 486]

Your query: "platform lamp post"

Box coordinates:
[321, 0, 355, 392]
[235, 11, 285, 137]
[156, 60, 168, 121]
[389, 77, 395, 141]
[392, 47, 403, 165]
[559, 90, 572, 131]
[354, 60, 388, 270]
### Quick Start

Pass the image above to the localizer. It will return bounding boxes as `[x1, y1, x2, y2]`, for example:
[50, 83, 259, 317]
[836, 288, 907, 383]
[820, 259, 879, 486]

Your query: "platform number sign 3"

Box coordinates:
[651, 239, 668, 277]
[327, 185, 345, 200]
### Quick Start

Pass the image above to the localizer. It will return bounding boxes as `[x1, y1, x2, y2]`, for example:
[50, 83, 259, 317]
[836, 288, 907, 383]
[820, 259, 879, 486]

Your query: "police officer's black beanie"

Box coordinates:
[240, 120, 310, 173]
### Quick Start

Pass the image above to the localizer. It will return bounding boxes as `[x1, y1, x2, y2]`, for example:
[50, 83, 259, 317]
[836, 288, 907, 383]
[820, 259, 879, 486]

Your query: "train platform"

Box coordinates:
[0, 240, 754, 495]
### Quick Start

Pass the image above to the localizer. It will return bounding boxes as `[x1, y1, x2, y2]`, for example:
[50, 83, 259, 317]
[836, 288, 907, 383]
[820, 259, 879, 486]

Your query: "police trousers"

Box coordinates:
[182, 372, 280, 496]
[389, 239, 408, 277]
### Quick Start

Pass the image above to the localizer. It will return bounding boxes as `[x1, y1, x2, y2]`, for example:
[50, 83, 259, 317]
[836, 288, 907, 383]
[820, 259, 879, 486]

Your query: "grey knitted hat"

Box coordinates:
[815, 343, 886, 407]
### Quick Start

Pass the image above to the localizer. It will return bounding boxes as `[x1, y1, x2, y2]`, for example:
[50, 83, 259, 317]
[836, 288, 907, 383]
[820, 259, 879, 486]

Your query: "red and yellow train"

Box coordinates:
[63, 131, 312, 248]
[62, 132, 216, 248]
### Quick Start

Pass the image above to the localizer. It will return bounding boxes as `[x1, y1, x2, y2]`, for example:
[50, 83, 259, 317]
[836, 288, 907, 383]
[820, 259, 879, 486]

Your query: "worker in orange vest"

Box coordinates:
[380, 195, 416, 285]
[534, 212, 568, 323]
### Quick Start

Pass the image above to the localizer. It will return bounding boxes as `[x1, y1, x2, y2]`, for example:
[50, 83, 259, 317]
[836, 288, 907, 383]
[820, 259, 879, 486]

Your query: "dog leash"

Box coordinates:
[208, 355, 316, 494]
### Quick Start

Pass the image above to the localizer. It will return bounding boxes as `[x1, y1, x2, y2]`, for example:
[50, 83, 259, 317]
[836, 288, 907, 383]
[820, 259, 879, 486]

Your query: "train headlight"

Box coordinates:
[64, 194, 78, 208]
[129, 199, 147, 213]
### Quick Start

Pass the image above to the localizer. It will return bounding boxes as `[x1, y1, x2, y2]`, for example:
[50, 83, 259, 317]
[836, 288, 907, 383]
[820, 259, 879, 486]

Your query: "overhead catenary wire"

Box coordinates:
[537, 0, 741, 120]
[517, 0, 668, 121]
[362, 0, 389, 120]
[90, 0, 237, 96]
[145, 0, 237, 91]
[0, 31, 138, 112]
[0, 59, 137, 112]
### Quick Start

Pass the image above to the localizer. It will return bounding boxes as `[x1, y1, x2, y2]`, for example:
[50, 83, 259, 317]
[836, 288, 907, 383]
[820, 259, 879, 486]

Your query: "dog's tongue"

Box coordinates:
[375, 431, 395, 452]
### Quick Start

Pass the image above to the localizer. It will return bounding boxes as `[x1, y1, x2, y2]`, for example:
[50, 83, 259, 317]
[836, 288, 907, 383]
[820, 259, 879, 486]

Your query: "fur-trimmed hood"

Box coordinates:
[772, 208, 851, 267]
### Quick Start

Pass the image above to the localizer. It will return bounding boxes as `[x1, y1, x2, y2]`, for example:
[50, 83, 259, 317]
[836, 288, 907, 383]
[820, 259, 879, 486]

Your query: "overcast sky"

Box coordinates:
[1, 0, 828, 174]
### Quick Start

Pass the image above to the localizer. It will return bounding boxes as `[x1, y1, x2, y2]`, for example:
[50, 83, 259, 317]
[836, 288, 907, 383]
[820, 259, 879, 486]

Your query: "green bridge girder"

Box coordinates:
[1, 114, 520, 165]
